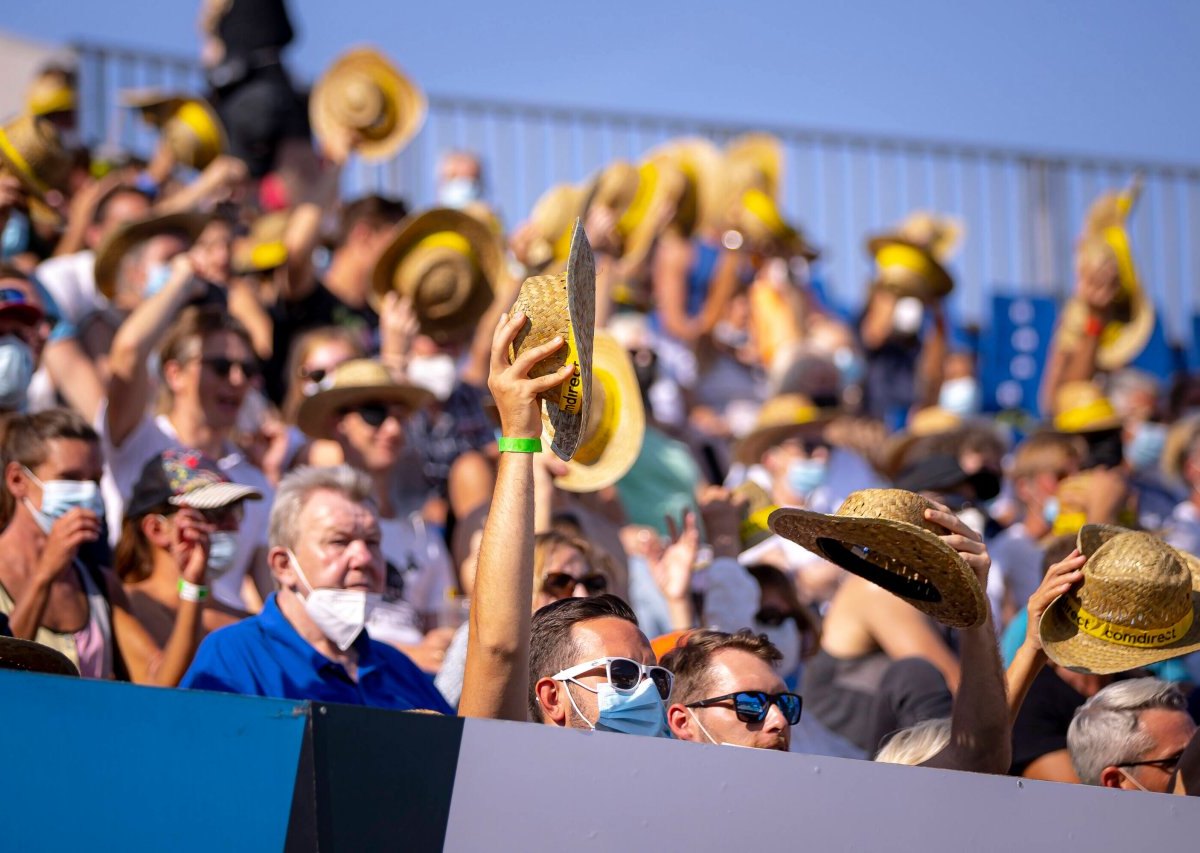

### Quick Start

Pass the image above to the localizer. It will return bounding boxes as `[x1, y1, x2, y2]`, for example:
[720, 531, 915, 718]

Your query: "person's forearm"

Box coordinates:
[460, 452, 535, 720]
[143, 599, 204, 687]
[1005, 640, 1047, 726]
[665, 597, 694, 631]
[7, 572, 55, 640]
[154, 156, 248, 215]
[42, 339, 105, 424]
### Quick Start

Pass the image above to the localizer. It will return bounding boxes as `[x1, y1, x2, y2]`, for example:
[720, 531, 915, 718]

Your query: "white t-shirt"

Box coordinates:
[379, 510, 455, 618]
[96, 400, 274, 610]
[1165, 500, 1200, 557]
[35, 250, 104, 326]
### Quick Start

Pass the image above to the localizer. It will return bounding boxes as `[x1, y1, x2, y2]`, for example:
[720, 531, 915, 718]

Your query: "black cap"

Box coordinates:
[125, 448, 261, 519]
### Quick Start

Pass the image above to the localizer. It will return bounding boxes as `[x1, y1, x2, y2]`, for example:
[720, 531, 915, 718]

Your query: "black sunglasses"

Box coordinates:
[754, 608, 795, 628]
[687, 691, 803, 725]
[299, 366, 329, 384]
[1120, 749, 1187, 773]
[543, 571, 608, 596]
[349, 403, 410, 428]
[201, 357, 260, 381]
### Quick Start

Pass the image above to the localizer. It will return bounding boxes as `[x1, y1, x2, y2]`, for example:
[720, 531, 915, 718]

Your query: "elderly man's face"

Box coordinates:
[1114, 708, 1197, 793]
[285, 488, 386, 595]
[674, 649, 791, 751]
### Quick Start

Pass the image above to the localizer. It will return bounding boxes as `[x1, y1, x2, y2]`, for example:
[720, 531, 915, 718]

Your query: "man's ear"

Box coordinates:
[666, 703, 698, 742]
[534, 677, 568, 726]
[162, 358, 187, 396]
[5, 461, 31, 501]
[269, 547, 296, 589]
[1099, 765, 1127, 789]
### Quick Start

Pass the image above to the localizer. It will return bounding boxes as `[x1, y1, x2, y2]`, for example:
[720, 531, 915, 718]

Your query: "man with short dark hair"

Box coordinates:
[663, 629, 798, 751]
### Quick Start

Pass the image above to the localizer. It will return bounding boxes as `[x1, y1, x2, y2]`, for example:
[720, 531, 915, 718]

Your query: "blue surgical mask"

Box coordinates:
[1125, 421, 1167, 471]
[437, 177, 482, 209]
[0, 335, 34, 412]
[22, 467, 105, 534]
[206, 531, 239, 576]
[786, 458, 828, 496]
[833, 347, 865, 387]
[938, 376, 981, 417]
[143, 262, 174, 298]
[1, 210, 30, 258]
[565, 676, 667, 738]
[1042, 496, 1060, 527]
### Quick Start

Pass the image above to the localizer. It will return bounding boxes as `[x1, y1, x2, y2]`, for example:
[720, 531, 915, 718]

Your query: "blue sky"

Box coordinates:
[5, 0, 1199, 164]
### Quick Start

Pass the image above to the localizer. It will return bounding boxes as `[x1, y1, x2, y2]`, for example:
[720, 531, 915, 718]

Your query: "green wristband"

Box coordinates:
[497, 436, 542, 453]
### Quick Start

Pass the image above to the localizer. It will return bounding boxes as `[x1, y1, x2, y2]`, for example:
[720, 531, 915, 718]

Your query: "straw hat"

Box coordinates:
[232, 211, 290, 275]
[735, 480, 777, 551]
[93, 211, 212, 300]
[27, 68, 76, 118]
[728, 187, 819, 259]
[296, 359, 434, 441]
[0, 115, 71, 204]
[553, 331, 644, 492]
[123, 90, 226, 170]
[1059, 180, 1154, 370]
[371, 207, 504, 343]
[524, 183, 588, 270]
[733, 394, 833, 465]
[769, 488, 988, 628]
[510, 220, 596, 462]
[646, 137, 725, 233]
[866, 212, 962, 301]
[1040, 525, 1200, 674]
[587, 159, 686, 266]
[1052, 381, 1123, 433]
[724, 133, 783, 200]
[0, 636, 78, 677]
[880, 406, 965, 478]
[310, 47, 426, 162]
[1162, 414, 1200, 484]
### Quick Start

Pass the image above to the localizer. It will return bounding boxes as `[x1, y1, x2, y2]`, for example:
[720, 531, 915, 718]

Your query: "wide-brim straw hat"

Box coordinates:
[525, 182, 588, 270]
[646, 137, 725, 234]
[0, 115, 71, 206]
[123, 90, 226, 170]
[730, 187, 819, 260]
[232, 211, 290, 275]
[1040, 524, 1200, 675]
[724, 133, 784, 201]
[0, 636, 78, 677]
[310, 47, 426, 162]
[27, 70, 76, 118]
[586, 159, 686, 267]
[510, 220, 596, 462]
[93, 211, 212, 300]
[734, 480, 777, 551]
[553, 331, 645, 492]
[733, 394, 833, 465]
[1052, 381, 1123, 433]
[769, 488, 988, 628]
[866, 234, 954, 301]
[1162, 414, 1200, 484]
[296, 358, 434, 441]
[371, 207, 504, 343]
[880, 406, 965, 478]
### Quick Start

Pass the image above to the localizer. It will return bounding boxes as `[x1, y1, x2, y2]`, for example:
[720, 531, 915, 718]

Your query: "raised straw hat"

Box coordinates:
[296, 359, 434, 441]
[733, 394, 834, 466]
[0, 114, 71, 220]
[866, 212, 963, 301]
[1058, 178, 1154, 370]
[880, 406, 965, 478]
[587, 159, 687, 267]
[552, 330, 645, 492]
[509, 219, 596, 461]
[371, 207, 505, 344]
[93, 210, 212, 300]
[769, 488, 988, 628]
[1052, 381, 1123, 433]
[310, 47, 426, 162]
[232, 211, 290, 275]
[646, 137, 725, 234]
[524, 182, 589, 271]
[1040, 524, 1200, 675]
[27, 68, 76, 118]
[122, 90, 226, 170]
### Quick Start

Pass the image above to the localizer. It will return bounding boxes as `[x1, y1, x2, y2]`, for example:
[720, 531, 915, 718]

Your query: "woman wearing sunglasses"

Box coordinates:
[435, 529, 613, 708]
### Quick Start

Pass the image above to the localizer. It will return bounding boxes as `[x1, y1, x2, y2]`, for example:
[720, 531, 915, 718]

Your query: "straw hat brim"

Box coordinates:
[93, 212, 213, 300]
[646, 138, 725, 232]
[310, 48, 426, 162]
[553, 333, 644, 493]
[296, 384, 434, 441]
[867, 235, 954, 299]
[768, 507, 987, 628]
[370, 207, 503, 341]
[1040, 527, 1200, 675]
[1059, 293, 1155, 371]
[733, 418, 832, 466]
[0, 636, 79, 677]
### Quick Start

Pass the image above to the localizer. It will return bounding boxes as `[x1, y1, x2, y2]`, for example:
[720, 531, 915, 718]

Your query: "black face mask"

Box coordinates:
[1083, 429, 1125, 470]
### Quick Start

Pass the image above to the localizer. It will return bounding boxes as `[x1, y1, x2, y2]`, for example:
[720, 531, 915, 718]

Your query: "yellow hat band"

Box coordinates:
[574, 369, 620, 466]
[1054, 398, 1118, 432]
[29, 87, 75, 117]
[742, 188, 788, 238]
[556, 325, 584, 416]
[740, 505, 779, 544]
[1101, 224, 1138, 299]
[617, 161, 659, 239]
[1062, 596, 1193, 649]
[414, 231, 474, 260]
[551, 222, 575, 263]
[250, 241, 288, 271]
[876, 243, 938, 281]
[0, 130, 48, 195]
[175, 101, 223, 153]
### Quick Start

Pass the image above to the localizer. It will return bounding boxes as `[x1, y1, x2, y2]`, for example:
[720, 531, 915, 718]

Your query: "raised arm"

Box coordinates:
[920, 507, 1011, 774]
[106, 254, 208, 447]
[153, 156, 249, 216]
[458, 311, 573, 720]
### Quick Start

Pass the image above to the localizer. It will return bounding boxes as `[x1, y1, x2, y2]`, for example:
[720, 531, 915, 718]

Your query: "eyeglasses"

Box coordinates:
[348, 403, 410, 428]
[299, 366, 329, 384]
[1120, 749, 1187, 774]
[543, 572, 608, 597]
[201, 357, 260, 381]
[553, 657, 674, 701]
[686, 691, 803, 725]
[754, 608, 795, 628]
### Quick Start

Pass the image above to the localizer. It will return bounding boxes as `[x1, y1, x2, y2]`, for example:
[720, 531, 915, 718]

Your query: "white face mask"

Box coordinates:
[938, 376, 981, 417]
[892, 296, 925, 335]
[437, 177, 483, 209]
[288, 550, 381, 651]
[206, 531, 239, 576]
[406, 354, 458, 402]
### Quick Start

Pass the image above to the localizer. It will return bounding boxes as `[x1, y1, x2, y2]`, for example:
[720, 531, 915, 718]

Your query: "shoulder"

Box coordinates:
[367, 640, 453, 713]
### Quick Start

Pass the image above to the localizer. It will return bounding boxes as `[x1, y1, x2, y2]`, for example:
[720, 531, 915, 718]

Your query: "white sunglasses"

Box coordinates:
[552, 656, 673, 701]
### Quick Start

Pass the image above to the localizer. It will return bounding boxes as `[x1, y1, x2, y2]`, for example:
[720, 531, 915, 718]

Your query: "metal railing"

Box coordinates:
[72, 41, 1200, 343]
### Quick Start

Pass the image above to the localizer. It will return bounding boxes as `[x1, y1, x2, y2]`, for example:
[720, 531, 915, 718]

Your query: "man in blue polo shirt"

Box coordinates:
[180, 464, 451, 713]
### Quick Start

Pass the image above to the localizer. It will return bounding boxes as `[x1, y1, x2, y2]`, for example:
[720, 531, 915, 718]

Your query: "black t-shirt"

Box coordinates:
[266, 280, 377, 403]
[1009, 667, 1086, 774]
[217, 0, 294, 57]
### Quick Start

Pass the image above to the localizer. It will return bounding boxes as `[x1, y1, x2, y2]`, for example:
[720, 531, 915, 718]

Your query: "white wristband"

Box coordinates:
[177, 579, 209, 603]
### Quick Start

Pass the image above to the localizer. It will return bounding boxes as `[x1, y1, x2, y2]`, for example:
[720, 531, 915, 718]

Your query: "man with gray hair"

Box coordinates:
[1066, 677, 1195, 792]
[180, 465, 452, 712]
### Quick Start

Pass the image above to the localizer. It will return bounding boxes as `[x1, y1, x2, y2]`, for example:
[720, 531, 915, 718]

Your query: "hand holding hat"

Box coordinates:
[488, 309, 574, 441]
